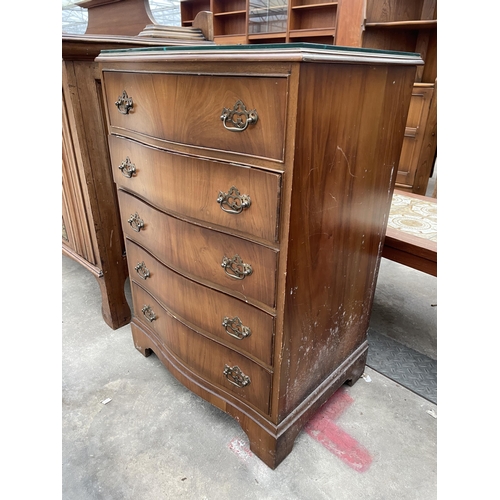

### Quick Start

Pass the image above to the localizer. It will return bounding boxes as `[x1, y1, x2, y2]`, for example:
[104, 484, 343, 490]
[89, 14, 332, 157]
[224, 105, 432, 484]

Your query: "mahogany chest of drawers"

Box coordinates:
[97, 43, 421, 468]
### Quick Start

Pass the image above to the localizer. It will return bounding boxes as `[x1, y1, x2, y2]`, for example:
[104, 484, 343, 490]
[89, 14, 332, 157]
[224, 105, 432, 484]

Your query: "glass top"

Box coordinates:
[101, 42, 420, 58]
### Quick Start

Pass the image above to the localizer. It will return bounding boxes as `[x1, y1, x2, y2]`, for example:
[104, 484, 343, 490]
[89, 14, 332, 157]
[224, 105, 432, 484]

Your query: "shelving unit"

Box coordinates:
[181, 0, 338, 44]
[359, 0, 437, 194]
[212, 0, 248, 42]
[181, 0, 211, 26]
[179, 0, 438, 194]
[248, 0, 287, 43]
[288, 0, 338, 44]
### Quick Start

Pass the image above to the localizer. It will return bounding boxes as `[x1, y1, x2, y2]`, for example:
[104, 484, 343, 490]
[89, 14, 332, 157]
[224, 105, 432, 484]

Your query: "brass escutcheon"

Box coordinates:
[119, 157, 136, 178]
[222, 316, 251, 340]
[135, 262, 150, 280]
[223, 365, 251, 387]
[127, 212, 144, 232]
[221, 254, 253, 280]
[217, 186, 251, 214]
[115, 90, 133, 115]
[141, 305, 156, 322]
[220, 100, 258, 132]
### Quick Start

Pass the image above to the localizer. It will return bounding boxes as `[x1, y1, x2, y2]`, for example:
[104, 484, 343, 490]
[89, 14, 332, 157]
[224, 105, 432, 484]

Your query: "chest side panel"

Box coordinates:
[279, 62, 416, 416]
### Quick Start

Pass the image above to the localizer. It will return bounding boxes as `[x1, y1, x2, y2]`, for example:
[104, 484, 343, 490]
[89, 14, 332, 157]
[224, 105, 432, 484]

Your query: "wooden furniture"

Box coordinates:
[180, 0, 437, 195]
[336, 0, 437, 195]
[97, 43, 421, 468]
[382, 190, 437, 276]
[181, 0, 339, 44]
[62, 0, 214, 329]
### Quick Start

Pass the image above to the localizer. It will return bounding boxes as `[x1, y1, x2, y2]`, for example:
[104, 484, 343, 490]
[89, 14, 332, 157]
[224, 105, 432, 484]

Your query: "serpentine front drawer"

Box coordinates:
[125, 239, 275, 366]
[117, 189, 278, 308]
[102, 71, 288, 162]
[131, 281, 272, 415]
[109, 135, 282, 243]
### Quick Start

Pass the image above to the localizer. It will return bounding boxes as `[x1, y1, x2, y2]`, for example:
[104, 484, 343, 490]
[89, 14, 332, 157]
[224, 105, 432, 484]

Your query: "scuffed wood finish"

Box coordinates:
[280, 62, 414, 414]
[99, 45, 421, 468]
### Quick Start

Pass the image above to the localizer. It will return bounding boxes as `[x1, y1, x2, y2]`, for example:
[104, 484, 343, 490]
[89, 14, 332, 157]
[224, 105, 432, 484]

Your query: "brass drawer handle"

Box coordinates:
[223, 365, 251, 387]
[141, 305, 157, 322]
[217, 186, 251, 214]
[119, 157, 136, 178]
[220, 100, 258, 132]
[134, 261, 150, 280]
[115, 90, 133, 115]
[221, 254, 253, 280]
[127, 212, 144, 232]
[222, 316, 251, 340]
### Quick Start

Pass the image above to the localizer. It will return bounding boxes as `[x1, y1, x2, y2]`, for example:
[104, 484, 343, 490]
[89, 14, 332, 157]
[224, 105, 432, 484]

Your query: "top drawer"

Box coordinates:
[102, 71, 288, 162]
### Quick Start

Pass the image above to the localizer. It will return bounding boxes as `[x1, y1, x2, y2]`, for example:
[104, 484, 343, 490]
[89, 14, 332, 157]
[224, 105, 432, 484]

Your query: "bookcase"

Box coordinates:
[288, 0, 338, 44]
[182, 0, 248, 43]
[180, 0, 437, 194]
[248, 0, 288, 43]
[357, 0, 437, 194]
[182, 0, 338, 44]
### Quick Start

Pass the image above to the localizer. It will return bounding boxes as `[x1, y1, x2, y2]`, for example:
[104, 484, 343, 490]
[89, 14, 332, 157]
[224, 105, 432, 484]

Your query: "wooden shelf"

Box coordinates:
[250, 6, 288, 15]
[365, 19, 437, 29]
[291, 2, 338, 10]
[181, 0, 211, 28]
[249, 32, 286, 39]
[214, 10, 247, 17]
[212, 0, 247, 40]
[289, 28, 335, 37]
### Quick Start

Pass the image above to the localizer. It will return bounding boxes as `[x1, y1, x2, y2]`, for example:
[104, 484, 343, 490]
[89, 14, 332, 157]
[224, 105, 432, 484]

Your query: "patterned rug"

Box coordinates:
[388, 193, 437, 242]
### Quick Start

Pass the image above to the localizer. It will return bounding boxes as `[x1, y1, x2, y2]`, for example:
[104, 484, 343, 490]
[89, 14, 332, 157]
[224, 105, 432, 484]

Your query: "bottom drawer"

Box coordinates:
[131, 281, 272, 415]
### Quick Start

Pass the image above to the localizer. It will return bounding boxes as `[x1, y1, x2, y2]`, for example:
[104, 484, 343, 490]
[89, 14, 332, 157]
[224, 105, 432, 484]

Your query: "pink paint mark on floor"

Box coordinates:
[228, 437, 254, 462]
[305, 388, 372, 472]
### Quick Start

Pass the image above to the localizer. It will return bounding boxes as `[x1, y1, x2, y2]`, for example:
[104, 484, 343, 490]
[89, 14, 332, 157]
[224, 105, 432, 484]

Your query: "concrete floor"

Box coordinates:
[62, 251, 437, 499]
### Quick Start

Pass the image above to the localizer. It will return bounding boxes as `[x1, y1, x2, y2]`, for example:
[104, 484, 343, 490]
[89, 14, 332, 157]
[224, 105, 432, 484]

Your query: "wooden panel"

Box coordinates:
[335, 0, 365, 46]
[395, 86, 433, 189]
[280, 62, 415, 414]
[109, 135, 282, 243]
[365, 0, 425, 23]
[131, 282, 272, 414]
[382, 227, 437, 276]
[62, 57, 131, 329]
[79, 0, 156, 36]
[118, 190, 278, 308]
[102, 71, 288, 161]
[213, 13, 247, 37]
[126, 239, 275, 365]
[290, 5, 337, 31]
[61, 74, 98, 265]
[181, 0, 211, 25]
[213, 34, 248, 45]
[363, 27, 419, 52]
